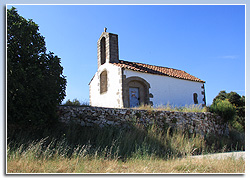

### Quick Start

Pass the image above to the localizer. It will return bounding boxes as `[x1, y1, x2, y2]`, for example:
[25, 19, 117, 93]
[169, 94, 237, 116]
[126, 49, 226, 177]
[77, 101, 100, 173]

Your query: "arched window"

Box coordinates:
[100, 70, 107, 94]
[100, 37, 106, 65]
[193, 93, 198, 104]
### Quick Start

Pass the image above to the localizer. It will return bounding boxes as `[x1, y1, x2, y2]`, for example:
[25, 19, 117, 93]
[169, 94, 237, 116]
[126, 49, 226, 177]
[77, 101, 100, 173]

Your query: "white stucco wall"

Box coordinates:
[124, 69, 205, 107]
[89, 63, 123, 108]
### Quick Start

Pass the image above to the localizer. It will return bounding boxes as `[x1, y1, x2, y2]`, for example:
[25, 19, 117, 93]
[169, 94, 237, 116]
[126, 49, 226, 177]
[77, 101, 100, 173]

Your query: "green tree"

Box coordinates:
[211, 90, 245, 131]
[227, 92, 244, 107]
[212, 90, 227, 102]
[209, 99, 236, 123]
[64, 99, 81, 106]
[7, 7, 67, 128]
[213, 91, 244, 107]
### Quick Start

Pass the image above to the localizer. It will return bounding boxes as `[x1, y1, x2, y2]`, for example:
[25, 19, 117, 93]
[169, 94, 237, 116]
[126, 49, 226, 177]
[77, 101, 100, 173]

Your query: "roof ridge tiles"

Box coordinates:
[120, 59, 187, 72]
[112, 59, 205, 83]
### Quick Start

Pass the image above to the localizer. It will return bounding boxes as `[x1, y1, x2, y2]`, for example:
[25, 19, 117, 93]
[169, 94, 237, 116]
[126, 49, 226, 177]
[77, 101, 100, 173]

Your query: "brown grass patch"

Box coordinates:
[7, 156, 244, 173]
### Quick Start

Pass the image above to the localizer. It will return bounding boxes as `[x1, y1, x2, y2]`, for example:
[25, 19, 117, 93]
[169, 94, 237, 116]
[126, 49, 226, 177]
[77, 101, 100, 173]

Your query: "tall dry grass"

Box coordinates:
[7, 126, 205, 162]
[134, 104, 208, 112]
[7, 153, 245, 173]
[7, 111, 244, 173]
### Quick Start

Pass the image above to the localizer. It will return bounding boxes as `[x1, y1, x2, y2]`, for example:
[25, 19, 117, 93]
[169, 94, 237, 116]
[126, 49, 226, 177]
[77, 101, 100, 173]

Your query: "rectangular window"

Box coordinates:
[193, 93, 198, 104]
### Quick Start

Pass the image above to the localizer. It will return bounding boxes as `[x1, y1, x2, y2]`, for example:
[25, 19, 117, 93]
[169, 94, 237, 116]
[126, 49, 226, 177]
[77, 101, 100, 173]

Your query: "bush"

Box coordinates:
[209, 99, 236, 123]
[64, 99, 81, 106]
[62, 99, 90, 107]
[212, 91, 245, 131]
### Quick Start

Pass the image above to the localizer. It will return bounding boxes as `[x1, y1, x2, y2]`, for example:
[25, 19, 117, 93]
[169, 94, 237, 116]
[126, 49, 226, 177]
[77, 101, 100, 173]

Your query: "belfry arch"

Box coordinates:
[97, 30, 119, 68]
[100, 37, 106, 65]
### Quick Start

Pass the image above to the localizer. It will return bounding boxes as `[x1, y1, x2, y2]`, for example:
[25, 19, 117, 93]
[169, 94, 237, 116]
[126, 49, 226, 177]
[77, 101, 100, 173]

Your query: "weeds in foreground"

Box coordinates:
[7, 117, 245, 173]
[7, 134, 245, 173]
[7, 124, 206, 162]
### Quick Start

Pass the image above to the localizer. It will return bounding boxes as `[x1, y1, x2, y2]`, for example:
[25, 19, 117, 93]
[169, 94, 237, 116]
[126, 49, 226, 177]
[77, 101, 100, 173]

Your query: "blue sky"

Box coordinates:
[7, 4, 245, 105]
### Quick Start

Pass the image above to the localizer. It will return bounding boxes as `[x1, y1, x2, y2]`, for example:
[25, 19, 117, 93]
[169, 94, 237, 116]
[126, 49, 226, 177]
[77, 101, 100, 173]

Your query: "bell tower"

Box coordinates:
[97, 28, 119, 68]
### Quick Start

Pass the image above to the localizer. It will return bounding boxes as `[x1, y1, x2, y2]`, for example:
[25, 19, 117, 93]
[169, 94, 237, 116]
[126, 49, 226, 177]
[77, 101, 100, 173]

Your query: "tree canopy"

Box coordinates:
[7, 7, 67, 128]
[213, 91, 244, 107]
[211, 90, 245, 131]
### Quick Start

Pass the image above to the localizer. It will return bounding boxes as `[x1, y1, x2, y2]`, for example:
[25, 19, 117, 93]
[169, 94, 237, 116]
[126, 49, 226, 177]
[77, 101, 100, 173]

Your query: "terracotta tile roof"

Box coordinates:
[113, 60, 205, 83]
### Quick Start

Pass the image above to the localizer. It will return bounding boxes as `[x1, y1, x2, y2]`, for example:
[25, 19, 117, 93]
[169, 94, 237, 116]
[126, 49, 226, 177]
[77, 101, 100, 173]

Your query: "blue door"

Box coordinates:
[129, 87, 139, 107]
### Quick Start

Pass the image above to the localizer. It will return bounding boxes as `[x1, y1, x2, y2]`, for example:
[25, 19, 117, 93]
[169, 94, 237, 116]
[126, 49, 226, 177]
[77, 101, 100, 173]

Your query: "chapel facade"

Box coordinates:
[89, 29, 206, 108]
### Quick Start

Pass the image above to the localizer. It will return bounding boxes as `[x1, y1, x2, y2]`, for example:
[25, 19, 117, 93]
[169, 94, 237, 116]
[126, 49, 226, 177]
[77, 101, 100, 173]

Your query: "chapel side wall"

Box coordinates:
[89, 63, 123, 108]
[124, 69, 205, 107]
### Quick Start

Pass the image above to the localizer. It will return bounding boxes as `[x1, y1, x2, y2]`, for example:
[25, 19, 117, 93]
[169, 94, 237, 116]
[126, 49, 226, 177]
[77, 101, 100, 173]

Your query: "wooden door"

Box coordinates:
[129, 87, 139, 107]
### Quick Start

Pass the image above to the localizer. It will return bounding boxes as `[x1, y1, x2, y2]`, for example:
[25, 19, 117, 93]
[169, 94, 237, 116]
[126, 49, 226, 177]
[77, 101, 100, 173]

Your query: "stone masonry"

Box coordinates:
[58, 106, 229, 137]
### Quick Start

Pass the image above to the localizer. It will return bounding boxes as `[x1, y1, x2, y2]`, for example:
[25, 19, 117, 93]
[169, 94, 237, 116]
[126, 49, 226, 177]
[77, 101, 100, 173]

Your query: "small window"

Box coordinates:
[193, 93, 198, 104]
[100, 37, 106, 65]
[100, 70, 107, 94]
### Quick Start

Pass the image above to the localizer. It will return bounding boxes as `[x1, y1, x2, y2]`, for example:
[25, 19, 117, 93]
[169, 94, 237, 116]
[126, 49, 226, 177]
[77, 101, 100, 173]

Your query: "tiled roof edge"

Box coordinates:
[113, 60, 205, 83]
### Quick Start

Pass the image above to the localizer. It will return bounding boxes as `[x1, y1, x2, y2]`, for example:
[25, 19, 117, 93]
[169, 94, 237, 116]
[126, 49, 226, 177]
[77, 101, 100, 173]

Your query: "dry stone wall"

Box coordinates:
[58, 106, 229, 137]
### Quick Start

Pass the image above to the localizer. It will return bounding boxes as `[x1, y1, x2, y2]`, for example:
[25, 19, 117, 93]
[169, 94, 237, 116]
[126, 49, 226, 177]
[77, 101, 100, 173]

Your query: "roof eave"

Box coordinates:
[120, 66, 206, 83]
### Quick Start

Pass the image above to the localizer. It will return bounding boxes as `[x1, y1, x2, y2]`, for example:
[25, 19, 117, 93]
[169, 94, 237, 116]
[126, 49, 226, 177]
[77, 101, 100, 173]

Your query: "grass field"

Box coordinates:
[7, 155, 244, 173]
[7, 117, 245, 174]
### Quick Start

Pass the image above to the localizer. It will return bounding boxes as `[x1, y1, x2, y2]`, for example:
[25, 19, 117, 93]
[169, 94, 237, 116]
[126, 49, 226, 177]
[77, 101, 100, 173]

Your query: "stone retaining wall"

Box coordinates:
[58, 106, 229, 137]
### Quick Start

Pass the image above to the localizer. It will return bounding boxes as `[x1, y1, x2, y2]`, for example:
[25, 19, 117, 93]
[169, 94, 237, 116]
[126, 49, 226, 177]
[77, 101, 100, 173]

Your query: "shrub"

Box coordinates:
[212, 91, 245, 131]
[209, 99, 236, 123]
[64, 99, 81, 106]
[62, 99, 90, 107]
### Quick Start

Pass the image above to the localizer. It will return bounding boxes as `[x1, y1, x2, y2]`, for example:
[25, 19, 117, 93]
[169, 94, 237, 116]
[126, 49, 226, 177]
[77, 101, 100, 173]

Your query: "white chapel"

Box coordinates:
[89, 29, 206, 108]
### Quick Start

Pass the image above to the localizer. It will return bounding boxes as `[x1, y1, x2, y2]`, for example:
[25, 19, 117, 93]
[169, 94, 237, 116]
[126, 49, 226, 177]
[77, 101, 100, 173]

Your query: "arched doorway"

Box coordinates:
[123, 76, 150, 108]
